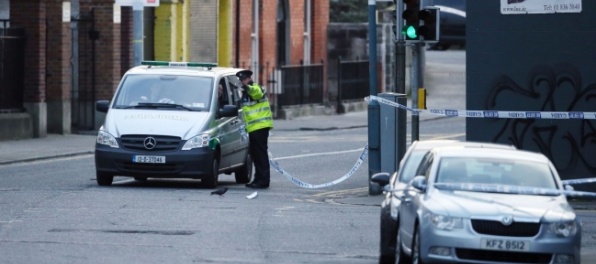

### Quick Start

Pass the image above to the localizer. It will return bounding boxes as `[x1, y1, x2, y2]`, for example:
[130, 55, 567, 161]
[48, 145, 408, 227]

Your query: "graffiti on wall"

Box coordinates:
[486, 64, 596, 177]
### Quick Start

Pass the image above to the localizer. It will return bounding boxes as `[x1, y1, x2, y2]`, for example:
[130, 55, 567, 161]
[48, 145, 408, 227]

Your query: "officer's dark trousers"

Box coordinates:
[249, 128, 270, 184]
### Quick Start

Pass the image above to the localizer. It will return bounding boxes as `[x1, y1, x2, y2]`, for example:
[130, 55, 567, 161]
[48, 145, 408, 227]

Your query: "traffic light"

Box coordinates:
[418, 7, 440, 43]
[401, 0, 421, 41]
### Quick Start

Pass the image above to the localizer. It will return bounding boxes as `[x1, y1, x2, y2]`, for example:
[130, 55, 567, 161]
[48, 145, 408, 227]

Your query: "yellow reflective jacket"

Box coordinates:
[241, 82, 273, 133]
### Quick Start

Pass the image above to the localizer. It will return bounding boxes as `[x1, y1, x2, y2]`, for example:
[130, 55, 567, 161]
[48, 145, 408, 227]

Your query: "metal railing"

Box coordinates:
[338, 56, 370, 101]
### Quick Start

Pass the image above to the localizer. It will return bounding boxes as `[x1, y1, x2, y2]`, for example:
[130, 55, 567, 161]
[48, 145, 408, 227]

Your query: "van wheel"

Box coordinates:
[202, 158, 219, 188]
[234, 153, 252, 183]
[97, 172, 113, 186]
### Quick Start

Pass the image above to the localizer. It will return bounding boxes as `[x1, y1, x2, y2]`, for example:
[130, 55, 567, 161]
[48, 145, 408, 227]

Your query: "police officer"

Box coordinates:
[236, 69, 274, 189]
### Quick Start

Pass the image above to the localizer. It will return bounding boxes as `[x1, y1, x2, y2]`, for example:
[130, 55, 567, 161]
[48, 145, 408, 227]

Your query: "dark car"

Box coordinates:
[427, 0, 466, 50]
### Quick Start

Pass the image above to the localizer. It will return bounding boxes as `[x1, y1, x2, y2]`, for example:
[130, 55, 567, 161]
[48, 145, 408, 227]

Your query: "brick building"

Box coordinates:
[0, 0, 329, 140]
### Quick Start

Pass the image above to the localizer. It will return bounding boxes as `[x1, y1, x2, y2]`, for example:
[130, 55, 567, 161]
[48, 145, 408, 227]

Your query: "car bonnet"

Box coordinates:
[102, 109, 211, 140]
[427, 189, 575, 222]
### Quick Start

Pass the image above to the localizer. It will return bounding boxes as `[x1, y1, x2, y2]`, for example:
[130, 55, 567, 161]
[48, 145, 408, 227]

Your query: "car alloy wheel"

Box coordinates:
[412, 224, 423, 264]
[395, 223, 408, 264]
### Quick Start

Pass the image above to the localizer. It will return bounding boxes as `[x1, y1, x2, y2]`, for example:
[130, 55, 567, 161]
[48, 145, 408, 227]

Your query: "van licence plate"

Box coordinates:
[480, 238, 529, 252]
[133, 155, 166, 164]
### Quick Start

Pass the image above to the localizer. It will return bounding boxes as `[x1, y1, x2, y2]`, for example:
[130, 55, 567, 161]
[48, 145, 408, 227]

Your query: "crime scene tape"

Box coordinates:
[434, 182, 596, 199]
[268, 145, 369, 189]
[367, 95, 596, 120]
[562, 178, 596, 185]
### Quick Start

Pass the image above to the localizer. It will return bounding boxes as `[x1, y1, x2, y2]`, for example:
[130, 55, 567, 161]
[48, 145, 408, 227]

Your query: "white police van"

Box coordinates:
[94, 61, 251, 188]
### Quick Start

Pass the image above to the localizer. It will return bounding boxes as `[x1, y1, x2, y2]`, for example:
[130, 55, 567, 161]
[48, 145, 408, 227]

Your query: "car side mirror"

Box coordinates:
[410, 175, 427, 192]
[371, 172, 391, 186]
[565, 185, 574, 191]
[96, 100, 110, 113]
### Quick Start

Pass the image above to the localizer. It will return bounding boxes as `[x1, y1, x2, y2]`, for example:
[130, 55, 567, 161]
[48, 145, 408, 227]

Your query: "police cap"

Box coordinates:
[236, 70, 253, 80]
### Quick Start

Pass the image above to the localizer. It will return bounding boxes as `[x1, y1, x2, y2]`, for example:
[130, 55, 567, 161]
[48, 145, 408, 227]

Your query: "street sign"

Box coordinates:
[115, 0, 160, 7]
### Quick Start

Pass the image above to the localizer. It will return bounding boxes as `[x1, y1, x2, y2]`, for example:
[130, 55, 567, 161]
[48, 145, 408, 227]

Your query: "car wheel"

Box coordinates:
[202, 158, 219, 188]
[379, 206, 396, 264]
[134, 177, 147, 181]
[395, 222, 409, 264]
[96, 172, 113, 186]
[412, 224, 424, 264]
[234, 153, 252, 184]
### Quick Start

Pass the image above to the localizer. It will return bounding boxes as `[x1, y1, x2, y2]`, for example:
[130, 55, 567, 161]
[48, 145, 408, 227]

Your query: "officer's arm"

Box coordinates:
[247, 84, 264, 100]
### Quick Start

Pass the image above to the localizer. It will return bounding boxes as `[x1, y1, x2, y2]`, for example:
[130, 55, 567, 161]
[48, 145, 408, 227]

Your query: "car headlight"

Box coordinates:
[549, 221, 577, 237]
[182, 134, 210, 150]
[429, 213, 463, 230]
[96, 130, 119, 148]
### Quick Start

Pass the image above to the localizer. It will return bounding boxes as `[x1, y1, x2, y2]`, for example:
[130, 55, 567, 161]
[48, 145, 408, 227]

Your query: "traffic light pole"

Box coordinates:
[367, 0, 382, 195]
[411, 43, 423, 142]
[396, 2, 406, 95]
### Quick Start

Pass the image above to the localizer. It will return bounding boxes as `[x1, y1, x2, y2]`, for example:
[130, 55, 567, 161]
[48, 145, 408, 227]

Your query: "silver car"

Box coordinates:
[374, 140, 516, 263]
[384, 147, 581, 264]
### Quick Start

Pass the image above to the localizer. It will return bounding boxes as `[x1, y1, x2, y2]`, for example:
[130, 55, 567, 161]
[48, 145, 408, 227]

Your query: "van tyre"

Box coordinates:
[96, 172, 114, 186]
[235, 153, 252, 183]
[202, 158, 219, 188]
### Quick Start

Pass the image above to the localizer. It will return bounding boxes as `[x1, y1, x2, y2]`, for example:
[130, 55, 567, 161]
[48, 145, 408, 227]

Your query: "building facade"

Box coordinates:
[0, 0, 329, 140]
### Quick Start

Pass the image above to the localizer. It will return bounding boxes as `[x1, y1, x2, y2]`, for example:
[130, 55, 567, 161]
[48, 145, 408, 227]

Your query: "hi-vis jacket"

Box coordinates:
[241, 82, 273, 133]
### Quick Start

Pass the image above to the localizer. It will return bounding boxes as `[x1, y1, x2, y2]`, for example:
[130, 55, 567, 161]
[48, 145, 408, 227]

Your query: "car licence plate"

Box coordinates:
[480, 238, 529, 252]
[133, 155, 166, 164]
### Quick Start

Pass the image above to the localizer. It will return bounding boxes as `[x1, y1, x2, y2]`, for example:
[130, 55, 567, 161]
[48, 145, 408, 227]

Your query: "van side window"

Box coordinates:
[217, 78, 231, 108]
[225, 75, 243, 107]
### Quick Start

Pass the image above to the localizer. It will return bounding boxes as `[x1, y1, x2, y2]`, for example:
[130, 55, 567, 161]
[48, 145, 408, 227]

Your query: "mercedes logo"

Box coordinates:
[144, 137, 157, 150]
[501, 215, 514, 226]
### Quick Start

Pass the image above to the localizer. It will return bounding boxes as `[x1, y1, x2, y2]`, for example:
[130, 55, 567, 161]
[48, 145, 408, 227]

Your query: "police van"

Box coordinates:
[94, 61, 251, 188]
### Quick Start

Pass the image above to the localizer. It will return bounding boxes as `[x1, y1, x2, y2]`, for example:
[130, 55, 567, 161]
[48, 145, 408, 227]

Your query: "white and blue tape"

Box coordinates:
[269, 145, 369, 189]
[367, 95, 596, 120]
[435, 182, 596, 199]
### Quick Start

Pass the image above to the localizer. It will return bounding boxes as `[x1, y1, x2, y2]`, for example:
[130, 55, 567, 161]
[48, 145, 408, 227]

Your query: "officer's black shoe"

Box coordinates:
[245, 182, 269, 189]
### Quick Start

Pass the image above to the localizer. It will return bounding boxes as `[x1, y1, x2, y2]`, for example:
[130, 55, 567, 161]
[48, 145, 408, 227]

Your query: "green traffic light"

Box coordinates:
[401, 25, 418, 39]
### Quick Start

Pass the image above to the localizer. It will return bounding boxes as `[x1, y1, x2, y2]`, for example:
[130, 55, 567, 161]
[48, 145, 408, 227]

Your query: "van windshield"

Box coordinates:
[112, 74, 214, 111]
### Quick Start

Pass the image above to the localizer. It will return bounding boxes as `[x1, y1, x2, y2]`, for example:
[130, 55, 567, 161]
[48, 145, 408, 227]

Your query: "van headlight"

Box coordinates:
[96, 130, 119, 148]
[182, 134, 210, 150]
[429, 213, 463, 230]
[549, 221, 577, 237]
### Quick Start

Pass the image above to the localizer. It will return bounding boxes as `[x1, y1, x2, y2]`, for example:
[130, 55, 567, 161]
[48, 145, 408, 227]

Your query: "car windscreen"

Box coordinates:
[436, 157, 557, 189]
[111, 74, 213, 111]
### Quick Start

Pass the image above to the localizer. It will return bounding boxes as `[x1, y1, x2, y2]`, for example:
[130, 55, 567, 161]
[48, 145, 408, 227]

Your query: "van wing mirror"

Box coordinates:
[219, 105, 239, 117]
[96, 100, 110, 113]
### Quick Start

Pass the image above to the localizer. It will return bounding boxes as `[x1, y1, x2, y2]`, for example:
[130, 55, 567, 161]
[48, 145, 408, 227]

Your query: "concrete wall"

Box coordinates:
[466, 2, 596, 184]
[0, 113, 32, 140]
